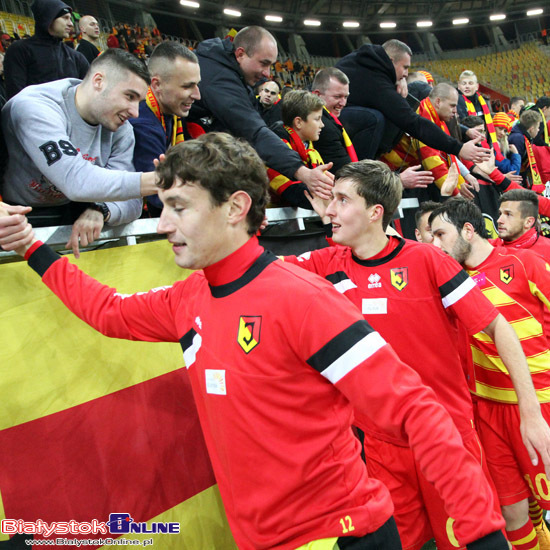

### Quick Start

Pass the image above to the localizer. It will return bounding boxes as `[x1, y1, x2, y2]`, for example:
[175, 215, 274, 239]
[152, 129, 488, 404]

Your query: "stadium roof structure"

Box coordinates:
[145, 0, 546, 34]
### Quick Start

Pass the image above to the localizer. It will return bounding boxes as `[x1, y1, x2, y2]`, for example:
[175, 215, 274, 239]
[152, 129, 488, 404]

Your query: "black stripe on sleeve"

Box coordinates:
[28, 243, 62, 277]
[438, 269, 470, 300]
[179, 328, 198, 353]
[307, 320, 375, 374]
[325, 271, 351, 285]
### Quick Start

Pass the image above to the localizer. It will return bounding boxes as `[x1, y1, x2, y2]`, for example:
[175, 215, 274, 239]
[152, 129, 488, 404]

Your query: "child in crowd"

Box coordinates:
[267, 90, 330, 209]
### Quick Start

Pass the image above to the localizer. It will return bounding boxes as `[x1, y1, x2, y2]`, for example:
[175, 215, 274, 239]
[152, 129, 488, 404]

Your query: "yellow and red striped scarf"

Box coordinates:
[538, 108, 549, 146]
[145, 88, 185, 146]
[524, 135, 544, 193]
[464, 93, 501, 156]
[283, 125, 324, 167]
[323, 106, 358, 162]
[419, 97, 465, 186]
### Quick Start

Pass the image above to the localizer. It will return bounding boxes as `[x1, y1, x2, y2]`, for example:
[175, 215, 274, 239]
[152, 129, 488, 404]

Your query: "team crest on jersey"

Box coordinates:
[500, 265, 514, 285]
[237, 316, 262, 354]
[390, 267, 408, 291]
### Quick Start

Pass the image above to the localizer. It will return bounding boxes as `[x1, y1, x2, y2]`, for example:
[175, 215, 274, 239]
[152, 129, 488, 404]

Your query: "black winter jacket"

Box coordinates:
[4, 0, 89, 99]
[190, 37, 303, 180]
[336, 44, 463, 157]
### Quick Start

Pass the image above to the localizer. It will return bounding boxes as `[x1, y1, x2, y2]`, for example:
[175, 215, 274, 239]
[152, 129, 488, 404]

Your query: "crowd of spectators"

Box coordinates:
[4, 1, 550, 549]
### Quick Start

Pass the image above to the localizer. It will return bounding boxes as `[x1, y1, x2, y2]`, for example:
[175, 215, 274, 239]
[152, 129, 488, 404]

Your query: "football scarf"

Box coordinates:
[419, 97, 464, 185]
[524, 135, 544, 193]
[538, 108, 549, 146]
[323, 106, 358, 162]
[283, 125, 324, 167]
[146, 88, 185, 146]
[464, 93, 501, 156]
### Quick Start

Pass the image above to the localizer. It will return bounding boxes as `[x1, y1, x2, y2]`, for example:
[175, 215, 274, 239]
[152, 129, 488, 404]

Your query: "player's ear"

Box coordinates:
[227, 191, 251, 226]
[461, 222, 475, 241]
[525, 216, 536, 231]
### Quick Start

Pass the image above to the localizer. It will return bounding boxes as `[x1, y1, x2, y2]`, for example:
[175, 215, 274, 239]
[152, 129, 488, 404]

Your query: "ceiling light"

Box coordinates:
[489, 13, 506, 21]
[527, 8, 543, 16]
[223, 8, 241, 17]
[380, 22, 397, 28]
[304, 19, 321, 26]
[417, 20, 433, 27]
[343, 21, 360, 28]
[265, 15, 283, 22]
[180, 0, 199, 7]
[452, 18, 469, 25]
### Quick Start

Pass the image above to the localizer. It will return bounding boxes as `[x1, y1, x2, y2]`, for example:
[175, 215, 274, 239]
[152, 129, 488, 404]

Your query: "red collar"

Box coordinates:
[203, 237, 264, 287]
[492, 227, 539, 249]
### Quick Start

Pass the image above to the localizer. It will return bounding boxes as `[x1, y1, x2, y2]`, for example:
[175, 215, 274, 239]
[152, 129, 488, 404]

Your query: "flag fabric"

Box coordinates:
[0, 241, 237, 549]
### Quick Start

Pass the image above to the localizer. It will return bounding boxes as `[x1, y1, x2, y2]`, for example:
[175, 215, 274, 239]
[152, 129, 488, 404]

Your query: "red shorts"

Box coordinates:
[474, 398, 550, 508]
[363, 427, 499, 550]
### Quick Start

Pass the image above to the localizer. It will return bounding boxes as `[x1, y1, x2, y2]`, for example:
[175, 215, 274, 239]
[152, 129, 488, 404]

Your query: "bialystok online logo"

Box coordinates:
[1, 514, 180, 537]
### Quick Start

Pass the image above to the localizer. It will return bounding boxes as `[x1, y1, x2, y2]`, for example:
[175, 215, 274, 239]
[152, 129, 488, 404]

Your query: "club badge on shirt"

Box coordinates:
[500, 265, 514, 285]
[237, 315, 262, 354]
[390, 267, 408, 291]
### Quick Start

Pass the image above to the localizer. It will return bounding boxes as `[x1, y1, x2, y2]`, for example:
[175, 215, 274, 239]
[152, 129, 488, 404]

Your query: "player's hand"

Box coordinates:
[399, 165, 434, 189]
[296, 164, 334, 201]
[459, 136, 491, 163]
[519, 411, 550, 479]
[304, 189, 331, 222]
[0, 202, 36, 256]
[466, 530, 509, 550]
[66, 208, 104, 259]
[440, 164, 459, 197]
[503, 170, 523, 184]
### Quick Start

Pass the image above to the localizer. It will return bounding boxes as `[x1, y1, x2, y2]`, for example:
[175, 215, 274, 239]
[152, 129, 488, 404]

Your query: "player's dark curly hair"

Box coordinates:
[428, 197, 489, 238]
[156, 133, 269, 235]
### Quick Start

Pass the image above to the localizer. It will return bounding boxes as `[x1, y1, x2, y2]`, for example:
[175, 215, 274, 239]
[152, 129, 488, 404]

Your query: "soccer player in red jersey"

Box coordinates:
[430, 197, 550, 549]
[0, 134, 509, 550]
[283, 160, 550, 550]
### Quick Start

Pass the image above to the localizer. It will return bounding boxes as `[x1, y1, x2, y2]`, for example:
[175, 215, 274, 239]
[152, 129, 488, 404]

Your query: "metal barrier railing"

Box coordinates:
[0, 199, 420, 263]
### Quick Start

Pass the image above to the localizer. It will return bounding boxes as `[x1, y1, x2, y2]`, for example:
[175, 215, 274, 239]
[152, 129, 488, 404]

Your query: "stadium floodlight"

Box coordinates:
[180, 0, 200, 7]
[489, 13, 506, 21]
[343, 21, 360, 28]
[452, 18, 469, 25]
[265, 15, 283, 22]
[417, 20, 433, 27]
[527, 8, 543, 16]
[380, 22, 397, 28]
[223, 8, 241, 17]
[304, 19, 321, 26]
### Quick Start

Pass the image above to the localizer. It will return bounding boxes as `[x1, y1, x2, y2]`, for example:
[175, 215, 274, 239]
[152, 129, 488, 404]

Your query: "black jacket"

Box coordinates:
[336, 44, 462, 157]
[315, 109, 353, 173]
[76, 38, 100, 64]
[190, 37, 303, 180]
[457, 91, 484, 121]
[4, 0, 89, 99]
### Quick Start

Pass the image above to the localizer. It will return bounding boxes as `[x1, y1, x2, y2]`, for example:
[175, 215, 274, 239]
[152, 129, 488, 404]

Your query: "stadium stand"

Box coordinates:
[422, 42, 550, 102]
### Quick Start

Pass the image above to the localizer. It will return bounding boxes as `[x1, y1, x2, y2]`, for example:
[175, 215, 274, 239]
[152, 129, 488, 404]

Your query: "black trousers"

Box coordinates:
[337, 517, 402, 550]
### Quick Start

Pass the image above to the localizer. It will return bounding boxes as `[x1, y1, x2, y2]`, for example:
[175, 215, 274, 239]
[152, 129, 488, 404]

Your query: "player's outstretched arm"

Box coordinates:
[483, 314, 550, 478]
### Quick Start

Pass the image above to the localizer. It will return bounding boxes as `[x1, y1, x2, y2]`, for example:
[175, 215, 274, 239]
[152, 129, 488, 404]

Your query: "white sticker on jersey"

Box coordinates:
[205, 369, 227, 395]
[362, 298, 387, 315]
